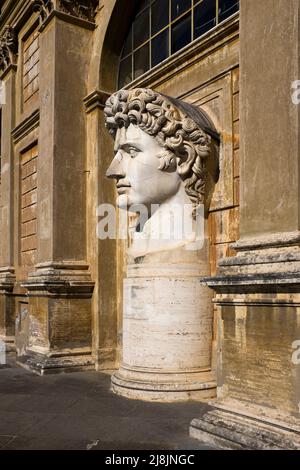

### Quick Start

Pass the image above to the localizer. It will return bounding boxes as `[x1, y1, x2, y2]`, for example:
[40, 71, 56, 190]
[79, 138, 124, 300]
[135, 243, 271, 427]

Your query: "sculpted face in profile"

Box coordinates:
[104, 88, 218, 256]
[106, 124, 181, 210]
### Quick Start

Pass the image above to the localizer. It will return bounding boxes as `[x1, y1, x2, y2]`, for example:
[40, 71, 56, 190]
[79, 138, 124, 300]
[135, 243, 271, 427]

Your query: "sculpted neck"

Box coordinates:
[128, 183, 199, 260]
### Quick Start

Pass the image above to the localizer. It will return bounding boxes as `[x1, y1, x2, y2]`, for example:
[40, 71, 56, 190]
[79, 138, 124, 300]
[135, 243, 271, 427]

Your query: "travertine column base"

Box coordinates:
[112, 367, 216, 402]
[112, 263, 216, 402]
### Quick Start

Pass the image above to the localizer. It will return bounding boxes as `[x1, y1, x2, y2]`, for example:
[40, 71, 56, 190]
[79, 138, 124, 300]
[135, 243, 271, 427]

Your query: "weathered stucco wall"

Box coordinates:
[240, 0, 300, 238]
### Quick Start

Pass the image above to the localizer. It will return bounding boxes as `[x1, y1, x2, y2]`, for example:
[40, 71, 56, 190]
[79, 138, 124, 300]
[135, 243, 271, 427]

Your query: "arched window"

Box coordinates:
[119, 0, 239, 88]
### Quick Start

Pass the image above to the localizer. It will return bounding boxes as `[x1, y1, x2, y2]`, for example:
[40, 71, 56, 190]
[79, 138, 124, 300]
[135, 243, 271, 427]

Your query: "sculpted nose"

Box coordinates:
[106, 153, 125, 179]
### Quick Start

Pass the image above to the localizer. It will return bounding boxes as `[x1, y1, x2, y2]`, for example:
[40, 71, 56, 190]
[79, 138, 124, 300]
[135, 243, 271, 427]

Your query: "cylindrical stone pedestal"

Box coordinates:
[111, 262, 216, 401]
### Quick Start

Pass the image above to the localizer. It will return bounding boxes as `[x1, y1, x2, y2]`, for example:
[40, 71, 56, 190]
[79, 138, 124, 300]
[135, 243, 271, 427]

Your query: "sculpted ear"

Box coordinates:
[176, 143, 196, 176]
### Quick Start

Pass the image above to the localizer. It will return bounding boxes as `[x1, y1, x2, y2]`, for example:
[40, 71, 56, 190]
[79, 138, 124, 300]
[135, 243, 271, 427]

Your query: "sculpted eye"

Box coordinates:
[128, 147, 140, 158]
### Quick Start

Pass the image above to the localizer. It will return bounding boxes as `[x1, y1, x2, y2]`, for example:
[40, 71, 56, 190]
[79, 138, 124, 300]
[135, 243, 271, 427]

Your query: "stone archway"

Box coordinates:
[85, 1, 239, 377]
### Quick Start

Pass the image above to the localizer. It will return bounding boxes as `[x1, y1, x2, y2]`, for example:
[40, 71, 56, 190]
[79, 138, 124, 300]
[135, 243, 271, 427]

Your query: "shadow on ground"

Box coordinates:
[0, 353, 215, 450]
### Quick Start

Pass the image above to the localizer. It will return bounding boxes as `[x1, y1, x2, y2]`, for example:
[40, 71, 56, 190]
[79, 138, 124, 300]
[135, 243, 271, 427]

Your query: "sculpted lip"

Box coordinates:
[116, 182, 131, 193]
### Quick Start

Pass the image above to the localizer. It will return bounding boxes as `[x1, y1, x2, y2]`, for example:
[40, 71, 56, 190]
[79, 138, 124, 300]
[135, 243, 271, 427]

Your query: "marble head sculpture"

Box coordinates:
[104, 88, 219, 257]
[104, 91, 219, 401]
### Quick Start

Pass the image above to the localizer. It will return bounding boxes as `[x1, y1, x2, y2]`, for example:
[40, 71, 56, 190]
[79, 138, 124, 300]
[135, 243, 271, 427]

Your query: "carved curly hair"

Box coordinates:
[104, 88, 216, 217]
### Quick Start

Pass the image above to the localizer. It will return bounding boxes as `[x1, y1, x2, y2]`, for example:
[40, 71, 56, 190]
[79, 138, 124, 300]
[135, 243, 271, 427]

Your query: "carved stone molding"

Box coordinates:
[32, 0, 99, 25]
[12, 109, 40, 144]
[22, 261, 95, 297]
[32, 0, 54, 24]
[59, 0, 99, 22]
[0, 267, 16, 294]
[0, 26, 18, 74]
[83, 89, 111, 113]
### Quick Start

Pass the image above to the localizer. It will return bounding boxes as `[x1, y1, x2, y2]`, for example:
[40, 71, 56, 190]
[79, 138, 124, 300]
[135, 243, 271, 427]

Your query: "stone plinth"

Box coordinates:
[190, 0, 300, 449]
[17, 262, 95, 375]
[190, 404, 300, 450]
[111, 263, 216, 402]
[189, 240, 300, 448]
[0, 268, 16, 351]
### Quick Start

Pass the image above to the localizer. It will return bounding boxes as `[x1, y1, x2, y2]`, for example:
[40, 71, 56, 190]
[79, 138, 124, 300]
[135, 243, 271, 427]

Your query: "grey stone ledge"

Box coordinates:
[231, 231, 300, 252]
[201, 272, 300, 292]
[190, 408, 300, 450]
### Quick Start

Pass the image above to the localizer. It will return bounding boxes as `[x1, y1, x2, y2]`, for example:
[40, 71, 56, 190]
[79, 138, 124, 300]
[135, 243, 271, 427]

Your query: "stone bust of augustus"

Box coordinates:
[104, 88, 219, 259]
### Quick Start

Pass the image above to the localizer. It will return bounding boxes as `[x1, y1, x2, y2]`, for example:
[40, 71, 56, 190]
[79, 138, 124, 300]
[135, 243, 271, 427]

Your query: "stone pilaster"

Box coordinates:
[16, 5, 95, 374]
[190, 0, 300, 449]
[84, 90, 120, 371]
[0, 44, 17, 349]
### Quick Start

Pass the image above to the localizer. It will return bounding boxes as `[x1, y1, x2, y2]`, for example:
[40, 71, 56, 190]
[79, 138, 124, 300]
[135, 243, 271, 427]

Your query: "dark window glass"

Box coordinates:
[219, 0, 239, 22]
[137, 0, 150, 14]
[133, 8, 150, 49]
[151, 0, 169, 35]
[119, 55, 133, 87]
[171, 0, 191, 20]
[151, 29, 169, 67]
[134, 42, 150, 79]
[194, 0, 216, 39]
[118, 0, 239, 88]
[171, 12, 191, 54]
[122, 26, 132, 57]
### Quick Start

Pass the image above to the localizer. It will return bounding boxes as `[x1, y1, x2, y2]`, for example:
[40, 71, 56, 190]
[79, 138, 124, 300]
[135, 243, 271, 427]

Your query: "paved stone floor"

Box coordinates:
[0, 353, 215, 450]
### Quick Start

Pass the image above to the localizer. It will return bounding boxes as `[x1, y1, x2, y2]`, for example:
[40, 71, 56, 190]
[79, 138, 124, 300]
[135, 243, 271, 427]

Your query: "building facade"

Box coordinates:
[0, 0, 299, 449]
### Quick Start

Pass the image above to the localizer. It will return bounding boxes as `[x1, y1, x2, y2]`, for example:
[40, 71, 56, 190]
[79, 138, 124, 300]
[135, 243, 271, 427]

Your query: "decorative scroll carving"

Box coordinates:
[0, 26, 18, 73]
[32, 0, 54, 23]
[59, 0, 99, 22]
[32, 0, 98, 24]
